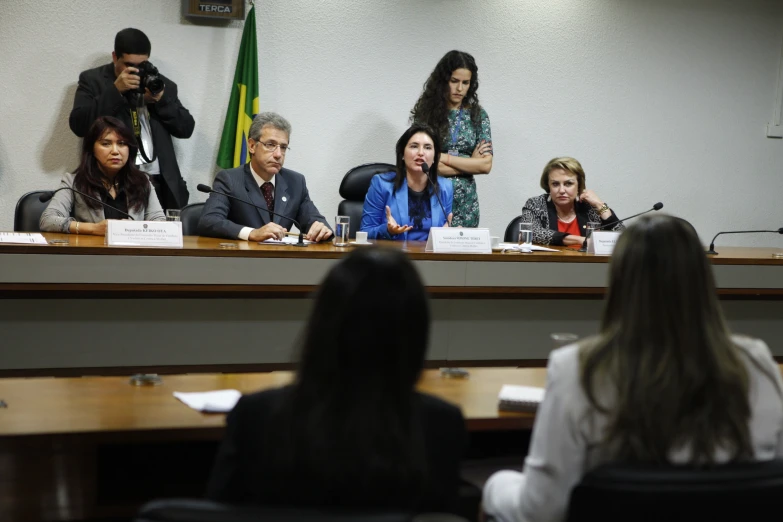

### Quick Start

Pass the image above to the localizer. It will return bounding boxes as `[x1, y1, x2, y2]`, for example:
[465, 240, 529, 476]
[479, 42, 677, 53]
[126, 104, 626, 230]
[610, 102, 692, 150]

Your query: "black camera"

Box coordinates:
[136, 61, 165, 96]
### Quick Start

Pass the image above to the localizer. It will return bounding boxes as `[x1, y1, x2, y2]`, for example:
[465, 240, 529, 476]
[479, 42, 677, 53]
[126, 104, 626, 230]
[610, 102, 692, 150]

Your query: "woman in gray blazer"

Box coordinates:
[40, 116, 164, 235]
[483, 214, 783, 522]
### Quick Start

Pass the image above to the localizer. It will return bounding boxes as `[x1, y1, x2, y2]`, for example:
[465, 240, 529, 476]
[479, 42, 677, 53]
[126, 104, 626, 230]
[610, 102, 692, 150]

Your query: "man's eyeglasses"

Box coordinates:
[259, 141, 290, 154]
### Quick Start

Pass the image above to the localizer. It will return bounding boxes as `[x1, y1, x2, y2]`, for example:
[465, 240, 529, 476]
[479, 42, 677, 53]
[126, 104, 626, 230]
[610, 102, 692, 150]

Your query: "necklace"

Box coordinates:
[557, 212, 576, 223]
[102, 177, 119, 190]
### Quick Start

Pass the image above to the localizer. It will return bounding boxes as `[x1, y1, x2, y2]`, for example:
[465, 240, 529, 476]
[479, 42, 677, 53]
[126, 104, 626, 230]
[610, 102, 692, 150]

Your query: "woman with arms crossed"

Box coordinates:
[411, 50, 492, 227]
[360, 124, 453, 241]
[482, 214, 783, 522]
[40, 116, 164, 234]
[522, 157, 622, 247]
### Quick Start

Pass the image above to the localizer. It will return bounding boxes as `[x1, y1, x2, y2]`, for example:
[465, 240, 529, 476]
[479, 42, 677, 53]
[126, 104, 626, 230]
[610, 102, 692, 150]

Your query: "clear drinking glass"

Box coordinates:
[334, 215, 350, 246]
[583, 221, 600, 249]
[166, 209, 181, 222]
[518, 222, 533, 247]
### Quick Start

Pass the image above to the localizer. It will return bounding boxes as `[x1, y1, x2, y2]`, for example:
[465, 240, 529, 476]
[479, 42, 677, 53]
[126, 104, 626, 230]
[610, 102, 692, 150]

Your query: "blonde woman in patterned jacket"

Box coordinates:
[521, 157, 623, 247]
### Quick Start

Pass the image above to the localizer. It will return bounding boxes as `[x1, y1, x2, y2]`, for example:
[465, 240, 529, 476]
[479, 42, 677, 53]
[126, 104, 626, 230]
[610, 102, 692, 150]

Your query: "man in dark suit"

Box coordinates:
[198, 112, 333, 242]
[69, 28, 194, 210]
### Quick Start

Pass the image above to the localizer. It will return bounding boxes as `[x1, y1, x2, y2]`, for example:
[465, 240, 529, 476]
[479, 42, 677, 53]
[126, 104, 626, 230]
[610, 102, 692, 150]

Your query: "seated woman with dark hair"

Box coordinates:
[40, 116, 164, 235]
[207, 247, 467, 514]
[360, 124, 453, 241]
[482, 214, 783, 522]
[522, 157, 622, 247]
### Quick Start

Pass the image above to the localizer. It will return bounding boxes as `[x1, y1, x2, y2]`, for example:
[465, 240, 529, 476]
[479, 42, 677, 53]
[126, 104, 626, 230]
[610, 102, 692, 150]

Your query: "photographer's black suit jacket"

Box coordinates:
[198, 163, 331, 240]
[69, 63, 195, 208]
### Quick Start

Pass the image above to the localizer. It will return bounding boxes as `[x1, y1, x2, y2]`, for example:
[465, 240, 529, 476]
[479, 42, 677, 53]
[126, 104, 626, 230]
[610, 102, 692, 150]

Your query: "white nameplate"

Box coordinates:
[587, 231, 621, 255]
[106, 220, 183, 247]
[425, 227, 492, 254]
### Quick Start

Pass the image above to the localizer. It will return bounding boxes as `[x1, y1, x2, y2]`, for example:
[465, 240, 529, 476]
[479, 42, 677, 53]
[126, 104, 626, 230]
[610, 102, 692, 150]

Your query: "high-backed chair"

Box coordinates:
[566, 460, 783, 522]
[180, 202, 205, 236]
[503, 215, 524, 243]
[134, 498, 469, 522]
[14, 190, 50, 232]
[338, 162, 395, 239]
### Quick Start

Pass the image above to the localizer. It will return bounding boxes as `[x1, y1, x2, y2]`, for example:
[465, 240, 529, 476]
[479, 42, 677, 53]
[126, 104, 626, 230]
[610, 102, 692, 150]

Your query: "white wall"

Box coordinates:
[1, 0, 782, 247]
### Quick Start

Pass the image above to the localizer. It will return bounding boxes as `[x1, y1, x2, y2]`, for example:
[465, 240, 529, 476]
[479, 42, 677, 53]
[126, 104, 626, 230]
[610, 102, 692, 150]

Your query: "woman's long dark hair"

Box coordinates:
[73, 116, 151, 211]
[263, 248, 431, 509]
[410, 50, 482, 139]
[579, 214, 752, 464]
[392, 124, 441, 196]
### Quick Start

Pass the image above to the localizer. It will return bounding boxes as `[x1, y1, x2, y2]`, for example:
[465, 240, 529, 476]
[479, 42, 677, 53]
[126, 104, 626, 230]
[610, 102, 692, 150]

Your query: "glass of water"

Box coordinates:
[584, 221, 600, 249]
[518, 222, 533, 248]
[334, 215, 350, 246]
[165, 209, 181, 222]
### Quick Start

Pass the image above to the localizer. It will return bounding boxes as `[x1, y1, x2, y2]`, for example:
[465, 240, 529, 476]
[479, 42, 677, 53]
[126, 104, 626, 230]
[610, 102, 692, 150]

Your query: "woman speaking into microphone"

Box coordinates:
[360, 124, 453, 241]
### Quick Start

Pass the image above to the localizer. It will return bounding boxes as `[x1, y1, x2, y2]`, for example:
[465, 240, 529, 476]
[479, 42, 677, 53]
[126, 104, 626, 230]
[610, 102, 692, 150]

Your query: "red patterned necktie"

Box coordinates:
[260, 182, 274, 214]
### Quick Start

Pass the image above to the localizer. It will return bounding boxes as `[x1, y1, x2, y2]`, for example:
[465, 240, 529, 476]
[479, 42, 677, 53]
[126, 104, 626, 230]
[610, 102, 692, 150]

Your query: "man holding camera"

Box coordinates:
[69, 28, 195, 209]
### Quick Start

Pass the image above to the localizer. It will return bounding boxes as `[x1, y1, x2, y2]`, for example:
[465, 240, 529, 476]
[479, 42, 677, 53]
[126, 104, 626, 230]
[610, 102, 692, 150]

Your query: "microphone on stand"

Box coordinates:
[39, 187, 134, 219]
[196, 184, 307, 247]
[578, 202, 663, 252]
[420, 162, 451, 226]
[706, 228, 783, 255]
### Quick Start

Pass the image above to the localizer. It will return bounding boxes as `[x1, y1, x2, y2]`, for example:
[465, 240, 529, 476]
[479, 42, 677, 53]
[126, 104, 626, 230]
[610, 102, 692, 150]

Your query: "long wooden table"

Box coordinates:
[0, 367, 543, 521]
[0, 234, 781, 375]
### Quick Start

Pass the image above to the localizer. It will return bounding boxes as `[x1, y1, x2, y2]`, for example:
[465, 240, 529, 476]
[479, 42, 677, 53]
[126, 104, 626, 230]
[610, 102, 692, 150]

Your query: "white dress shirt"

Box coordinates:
[134, 105, 160, 175]
[237, 164, 275, 240]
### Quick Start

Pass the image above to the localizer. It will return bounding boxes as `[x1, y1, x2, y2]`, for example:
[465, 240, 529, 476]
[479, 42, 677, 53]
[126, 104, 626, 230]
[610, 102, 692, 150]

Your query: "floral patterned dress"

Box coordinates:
[442, 107, 492, 227]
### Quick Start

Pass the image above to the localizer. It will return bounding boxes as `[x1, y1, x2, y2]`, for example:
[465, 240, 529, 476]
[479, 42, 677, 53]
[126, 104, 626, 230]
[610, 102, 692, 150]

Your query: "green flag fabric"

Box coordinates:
[216, 6, 259, 169]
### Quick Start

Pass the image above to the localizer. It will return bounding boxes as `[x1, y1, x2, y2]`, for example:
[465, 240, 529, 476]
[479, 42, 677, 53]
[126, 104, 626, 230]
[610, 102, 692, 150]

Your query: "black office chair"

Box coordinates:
[338, 162, 395, 239]
[14, 190, 50, 232]
[566, 460, 783, 522]
[180, 202, 205, 236]
[135, 499, 469, 522]
[503, 215, 524, 243]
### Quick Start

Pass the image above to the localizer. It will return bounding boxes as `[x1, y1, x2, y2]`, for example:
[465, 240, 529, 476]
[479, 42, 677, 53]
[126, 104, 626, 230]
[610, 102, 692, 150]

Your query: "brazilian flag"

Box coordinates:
[217, 6, 259, 169]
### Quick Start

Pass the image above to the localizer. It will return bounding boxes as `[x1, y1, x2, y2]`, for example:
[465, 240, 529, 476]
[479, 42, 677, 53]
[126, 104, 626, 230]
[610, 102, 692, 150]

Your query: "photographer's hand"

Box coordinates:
[144, 87, 164, 105]
[114, 67, 140, 94]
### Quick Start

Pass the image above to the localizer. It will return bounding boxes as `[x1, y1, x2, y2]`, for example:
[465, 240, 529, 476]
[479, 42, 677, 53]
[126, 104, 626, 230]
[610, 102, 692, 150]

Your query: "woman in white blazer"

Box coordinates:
[40, 116, 164, 234]
[483, 214, 783, 522]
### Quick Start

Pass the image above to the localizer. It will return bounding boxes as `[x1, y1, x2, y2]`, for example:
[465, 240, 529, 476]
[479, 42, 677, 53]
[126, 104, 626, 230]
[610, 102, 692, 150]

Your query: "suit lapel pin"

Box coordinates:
[282, 196, 287, 202]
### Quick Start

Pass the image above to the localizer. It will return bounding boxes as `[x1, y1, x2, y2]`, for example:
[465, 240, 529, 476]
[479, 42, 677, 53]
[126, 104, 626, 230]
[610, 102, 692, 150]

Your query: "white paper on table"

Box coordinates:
[261, 236, 314, 245]
[173, 389, 242, 413]
[497, 243, 558, 252]
[0, 232, 48, 245]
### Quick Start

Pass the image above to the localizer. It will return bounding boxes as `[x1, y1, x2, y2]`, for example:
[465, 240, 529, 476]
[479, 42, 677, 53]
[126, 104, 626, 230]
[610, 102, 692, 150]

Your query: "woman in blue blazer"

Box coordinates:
[360, 124, 453, 241]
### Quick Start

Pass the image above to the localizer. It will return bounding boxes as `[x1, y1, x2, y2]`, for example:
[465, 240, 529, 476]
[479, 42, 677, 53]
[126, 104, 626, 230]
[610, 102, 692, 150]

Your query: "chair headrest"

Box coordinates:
[339, 162, 396, 201]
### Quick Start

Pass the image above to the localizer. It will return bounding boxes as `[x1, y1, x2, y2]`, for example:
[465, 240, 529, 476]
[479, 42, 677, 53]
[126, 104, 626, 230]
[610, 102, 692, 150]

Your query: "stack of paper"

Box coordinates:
[497, 243, 558, 252]
[173, 389, 242, 413]
[498, 384, 545, 412]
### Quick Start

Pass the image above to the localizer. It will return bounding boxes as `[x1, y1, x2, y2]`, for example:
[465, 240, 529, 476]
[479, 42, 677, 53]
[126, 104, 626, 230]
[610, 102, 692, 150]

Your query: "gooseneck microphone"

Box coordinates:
[39, 187, 134, 220]
[196, 184, 307, 247]
[593, 202, 664, 231]
[706, 228, 783, 255]
[420, 162, 451, 226]
[578, 202, 663, 252]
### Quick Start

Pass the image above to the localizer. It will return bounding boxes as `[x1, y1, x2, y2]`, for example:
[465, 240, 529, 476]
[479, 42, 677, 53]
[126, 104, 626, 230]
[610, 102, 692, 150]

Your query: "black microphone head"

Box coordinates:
[196, 184, 212, 194]
[38, 191, 55, 202]
[653, 202, 663, 211]
[420, 162, 430, 174]
[778, 227, 783, 234]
